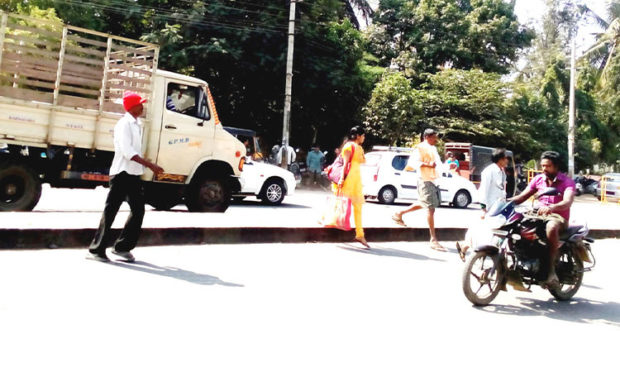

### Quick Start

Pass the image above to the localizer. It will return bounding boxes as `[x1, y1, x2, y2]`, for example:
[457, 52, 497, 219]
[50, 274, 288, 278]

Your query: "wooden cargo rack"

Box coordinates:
[0, 10, 159, 114]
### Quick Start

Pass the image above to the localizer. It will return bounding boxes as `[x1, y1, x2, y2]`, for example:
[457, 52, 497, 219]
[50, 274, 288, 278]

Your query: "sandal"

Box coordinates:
[456, 242, 466, 262]
[392, 214, 406, 227]
[430, 241, 446, 252]
[355, 237, 371, 250]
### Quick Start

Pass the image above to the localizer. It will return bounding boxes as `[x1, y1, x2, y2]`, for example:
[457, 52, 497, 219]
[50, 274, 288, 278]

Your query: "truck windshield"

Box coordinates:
[166, 83, 210, 120]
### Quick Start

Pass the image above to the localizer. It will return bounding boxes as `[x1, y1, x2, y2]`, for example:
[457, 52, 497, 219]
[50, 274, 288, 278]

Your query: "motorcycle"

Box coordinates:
[462, 188, 596, 306]
[574, 176, 598, 196]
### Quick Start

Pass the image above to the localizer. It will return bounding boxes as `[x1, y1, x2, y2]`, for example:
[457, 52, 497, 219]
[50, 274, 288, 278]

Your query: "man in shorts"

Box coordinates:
[511, 151, 576, 288]
[392, 128, 445, 251]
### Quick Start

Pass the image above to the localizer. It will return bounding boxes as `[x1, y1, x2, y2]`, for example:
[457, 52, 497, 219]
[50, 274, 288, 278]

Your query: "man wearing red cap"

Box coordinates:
[87, 92, 164, 262]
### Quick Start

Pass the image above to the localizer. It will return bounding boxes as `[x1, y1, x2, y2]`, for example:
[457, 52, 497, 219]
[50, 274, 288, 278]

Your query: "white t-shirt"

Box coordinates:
[109, 112, 144, 176]
[276, 145, 296, 165]
[478, 162, 506, 207]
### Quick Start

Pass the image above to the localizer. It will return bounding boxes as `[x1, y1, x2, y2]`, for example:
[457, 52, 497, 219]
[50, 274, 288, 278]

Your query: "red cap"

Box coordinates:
[123, 91, 147, 111]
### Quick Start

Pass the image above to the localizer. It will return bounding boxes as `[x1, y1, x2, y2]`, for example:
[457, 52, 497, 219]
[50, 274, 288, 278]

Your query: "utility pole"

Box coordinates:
[568, 35, 576, 178]
[280, 0, 297, 169]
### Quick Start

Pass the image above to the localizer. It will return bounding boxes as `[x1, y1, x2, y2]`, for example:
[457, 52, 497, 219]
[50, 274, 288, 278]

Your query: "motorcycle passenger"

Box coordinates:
[510, 151, 576, 289]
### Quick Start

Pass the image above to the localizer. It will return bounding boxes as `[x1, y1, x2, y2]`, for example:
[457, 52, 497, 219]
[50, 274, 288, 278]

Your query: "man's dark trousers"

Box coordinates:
[89, 172, 145, 254]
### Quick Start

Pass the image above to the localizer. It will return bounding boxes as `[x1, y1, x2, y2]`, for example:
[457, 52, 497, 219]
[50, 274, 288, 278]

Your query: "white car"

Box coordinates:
[361, 150, 479, 208]
[235, 157, 296, 205]
[595, 173, 620, 202]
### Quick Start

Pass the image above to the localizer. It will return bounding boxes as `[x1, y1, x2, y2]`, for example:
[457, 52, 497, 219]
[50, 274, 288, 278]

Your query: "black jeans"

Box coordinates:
[89, 172, 145, 254]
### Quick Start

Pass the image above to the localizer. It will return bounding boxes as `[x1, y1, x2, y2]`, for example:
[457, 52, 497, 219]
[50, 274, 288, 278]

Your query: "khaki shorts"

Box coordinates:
[543, 213, 568, 232]
[417, 180, 441, 209]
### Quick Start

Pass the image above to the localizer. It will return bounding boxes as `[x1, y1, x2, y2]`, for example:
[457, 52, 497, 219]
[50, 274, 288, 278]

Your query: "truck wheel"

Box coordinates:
[378, 186, 396, 204]
[453, 190, 471, 208]
[186, 177, 231, 212]
[0, 161, 42, 211]
[260, 178, 285, 205]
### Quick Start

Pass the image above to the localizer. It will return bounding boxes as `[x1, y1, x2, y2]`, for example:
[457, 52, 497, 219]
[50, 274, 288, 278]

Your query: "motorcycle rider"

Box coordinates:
[510, 151, 576, 289]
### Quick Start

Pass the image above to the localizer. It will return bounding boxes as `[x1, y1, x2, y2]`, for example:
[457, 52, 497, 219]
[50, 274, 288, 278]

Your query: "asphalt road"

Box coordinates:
[0, 239, 617, 371]
[2, 185, 618, 230]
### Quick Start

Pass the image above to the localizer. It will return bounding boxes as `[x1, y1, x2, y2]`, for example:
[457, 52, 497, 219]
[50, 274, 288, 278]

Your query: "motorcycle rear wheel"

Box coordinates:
[462, 251, 504, 306]
[548, 251, 584, 301]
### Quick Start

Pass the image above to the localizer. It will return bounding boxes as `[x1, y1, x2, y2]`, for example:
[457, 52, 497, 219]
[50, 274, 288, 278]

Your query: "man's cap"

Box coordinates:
[123, 91, 147, 111]
[423, 128, 438, 137]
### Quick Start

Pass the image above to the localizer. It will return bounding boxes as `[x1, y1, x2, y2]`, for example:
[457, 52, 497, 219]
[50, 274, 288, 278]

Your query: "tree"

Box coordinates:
[363, 72, 422, 146]
[413, 69, 538, 158]
[342, 0, 373, 29]
[580, 1, 619, 89]
[511, 0, 619, 169]
[369, 0, 534, 75]
[18, 0, 378, 152]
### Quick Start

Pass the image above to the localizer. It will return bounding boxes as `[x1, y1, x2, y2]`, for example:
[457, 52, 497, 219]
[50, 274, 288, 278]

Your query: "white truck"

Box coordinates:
[0, 11, 246, 212]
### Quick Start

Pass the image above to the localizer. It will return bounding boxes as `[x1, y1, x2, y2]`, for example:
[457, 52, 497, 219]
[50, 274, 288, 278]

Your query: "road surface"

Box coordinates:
[0, 239, 617, 371]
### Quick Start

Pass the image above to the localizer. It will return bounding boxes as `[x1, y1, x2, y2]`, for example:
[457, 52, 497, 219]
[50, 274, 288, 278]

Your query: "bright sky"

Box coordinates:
[513, 0, 609, 54]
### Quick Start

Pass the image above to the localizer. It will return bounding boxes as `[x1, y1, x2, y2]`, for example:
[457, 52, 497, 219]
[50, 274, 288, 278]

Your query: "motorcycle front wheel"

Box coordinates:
[462, 251, 504, 306]
[549, 251, 584, 301]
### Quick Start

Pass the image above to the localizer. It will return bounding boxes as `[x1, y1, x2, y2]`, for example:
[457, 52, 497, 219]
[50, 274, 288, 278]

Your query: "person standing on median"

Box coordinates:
[87, 91, 164, 262]
[392, 128, 445, 251]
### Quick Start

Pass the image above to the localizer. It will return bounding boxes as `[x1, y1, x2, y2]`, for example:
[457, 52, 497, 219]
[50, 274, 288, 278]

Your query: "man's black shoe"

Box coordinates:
[111, 250, 135, 263]
[86, 251, 110, 262]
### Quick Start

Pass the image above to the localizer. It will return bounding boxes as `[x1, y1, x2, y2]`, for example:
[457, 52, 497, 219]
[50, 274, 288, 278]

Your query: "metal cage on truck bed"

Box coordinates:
[0, 10, 159, 150]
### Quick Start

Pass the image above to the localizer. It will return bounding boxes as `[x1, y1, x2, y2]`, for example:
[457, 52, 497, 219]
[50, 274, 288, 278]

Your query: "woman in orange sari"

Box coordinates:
[336, 126, 369, 248]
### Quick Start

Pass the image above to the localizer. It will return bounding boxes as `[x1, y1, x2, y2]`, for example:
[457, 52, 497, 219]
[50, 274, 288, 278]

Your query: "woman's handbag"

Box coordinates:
[326, 143, 355, 184]
[319, 192, 353, 231]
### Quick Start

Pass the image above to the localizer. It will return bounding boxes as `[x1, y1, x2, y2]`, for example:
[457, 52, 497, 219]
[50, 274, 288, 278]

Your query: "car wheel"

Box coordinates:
[453, 190, 471, 208]
[378, 186, 396, 204]
[260, 179, 285, 205]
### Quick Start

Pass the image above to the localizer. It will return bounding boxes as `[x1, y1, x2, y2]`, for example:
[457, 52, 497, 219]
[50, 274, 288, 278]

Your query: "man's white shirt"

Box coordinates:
[478, 162, 506, 207]
[109, 112, 144, 176]
[276, 145, 296, 165]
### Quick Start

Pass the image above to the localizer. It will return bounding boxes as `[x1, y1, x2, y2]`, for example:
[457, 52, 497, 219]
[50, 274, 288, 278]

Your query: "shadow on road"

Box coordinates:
[337, 243, 446, 262]
[111, 261, 244, 287]
[582, 283, 603, 290]
[478, 297, 620, 327]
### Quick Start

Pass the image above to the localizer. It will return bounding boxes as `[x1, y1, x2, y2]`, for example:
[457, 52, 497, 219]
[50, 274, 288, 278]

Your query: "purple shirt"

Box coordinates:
[527, 172, 575, 221]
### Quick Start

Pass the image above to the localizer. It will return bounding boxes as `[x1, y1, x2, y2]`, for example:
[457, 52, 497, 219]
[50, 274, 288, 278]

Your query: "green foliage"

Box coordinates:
[370, 0, 534, 75]
[363, 72, 421, 145]
[14, 0, 378, 152]
[0, 0, 615, 169]
[414, 69, 538, 159]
